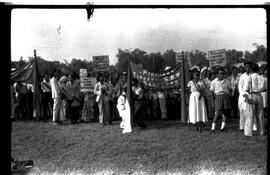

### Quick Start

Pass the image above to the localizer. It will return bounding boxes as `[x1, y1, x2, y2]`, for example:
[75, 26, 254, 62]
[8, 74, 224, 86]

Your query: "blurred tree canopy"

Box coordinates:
[11, 44, 267, 77]
[115, 44, 267, 73]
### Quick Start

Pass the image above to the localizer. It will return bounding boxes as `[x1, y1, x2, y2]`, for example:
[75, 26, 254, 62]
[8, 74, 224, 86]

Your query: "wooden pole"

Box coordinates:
[180, 51, 186, 123]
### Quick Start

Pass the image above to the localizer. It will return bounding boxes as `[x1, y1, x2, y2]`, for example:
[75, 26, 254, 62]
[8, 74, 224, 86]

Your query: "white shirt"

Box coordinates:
[230, 75, 240, 96]
[187, 80, 205, 93]
[132, 86, 143, 99]
[41, 80, 51, 93]
[210, 78, 231, 94]
[50, 77, 60, 99]
[244, 73, 266, 93]
[238, 72, 250, 110]
[94, 82, 105, 102]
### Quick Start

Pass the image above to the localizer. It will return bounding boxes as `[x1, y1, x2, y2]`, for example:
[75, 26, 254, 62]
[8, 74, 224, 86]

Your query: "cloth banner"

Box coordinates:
[130, 62, 183, 90]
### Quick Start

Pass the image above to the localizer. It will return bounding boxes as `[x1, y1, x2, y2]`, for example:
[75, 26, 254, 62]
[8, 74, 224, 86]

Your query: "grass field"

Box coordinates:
[11, 119, 267, 175]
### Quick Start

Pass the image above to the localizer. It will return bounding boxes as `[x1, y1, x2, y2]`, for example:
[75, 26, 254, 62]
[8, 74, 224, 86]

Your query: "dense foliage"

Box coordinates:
[11, 44, 267, 75]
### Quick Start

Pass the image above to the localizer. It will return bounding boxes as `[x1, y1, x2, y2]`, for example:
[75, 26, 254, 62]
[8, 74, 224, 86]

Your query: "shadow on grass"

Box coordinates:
[144, 119, 242, 131]
[11, 168, 34, 175]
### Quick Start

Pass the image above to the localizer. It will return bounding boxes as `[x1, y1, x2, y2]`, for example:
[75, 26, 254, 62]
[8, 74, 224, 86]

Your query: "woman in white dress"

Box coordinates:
[187, 71, 208, 132]
[117, 87, 132, 134]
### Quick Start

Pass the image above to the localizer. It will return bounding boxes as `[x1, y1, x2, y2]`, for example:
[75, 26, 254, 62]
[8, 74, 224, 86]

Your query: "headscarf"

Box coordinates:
[200, 67, 208, 74]
[59, 76, 68, 83]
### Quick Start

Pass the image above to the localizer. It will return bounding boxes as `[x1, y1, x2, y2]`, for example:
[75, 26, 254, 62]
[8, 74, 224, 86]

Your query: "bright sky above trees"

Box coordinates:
[11, 6, 266, 65]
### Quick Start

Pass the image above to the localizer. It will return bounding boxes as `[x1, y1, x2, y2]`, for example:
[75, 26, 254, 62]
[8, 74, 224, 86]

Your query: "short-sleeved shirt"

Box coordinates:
[187, 80, 204, 92]
[210, 78, 231, 94]
[244, 73, 266, 93]
[133, 86, 143, 99]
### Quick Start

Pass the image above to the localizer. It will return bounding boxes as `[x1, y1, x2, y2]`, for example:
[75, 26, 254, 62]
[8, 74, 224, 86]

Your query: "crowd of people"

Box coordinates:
[10, 61, 267, 136]
[187, 62, 267, 136]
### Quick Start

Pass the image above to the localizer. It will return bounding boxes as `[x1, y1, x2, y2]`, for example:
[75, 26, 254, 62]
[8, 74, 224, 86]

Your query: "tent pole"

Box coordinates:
[180, 51, 186, 123]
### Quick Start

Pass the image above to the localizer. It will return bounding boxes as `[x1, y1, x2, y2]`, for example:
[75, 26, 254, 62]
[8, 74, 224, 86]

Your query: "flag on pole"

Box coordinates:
[33, 50, 43, 120]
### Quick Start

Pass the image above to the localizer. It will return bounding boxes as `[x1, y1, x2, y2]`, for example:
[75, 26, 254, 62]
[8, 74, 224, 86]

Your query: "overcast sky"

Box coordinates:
[11, 8, 266, 65]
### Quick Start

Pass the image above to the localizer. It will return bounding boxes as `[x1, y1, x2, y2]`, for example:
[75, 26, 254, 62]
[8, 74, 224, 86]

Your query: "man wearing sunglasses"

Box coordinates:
[210, 68, 232, 133]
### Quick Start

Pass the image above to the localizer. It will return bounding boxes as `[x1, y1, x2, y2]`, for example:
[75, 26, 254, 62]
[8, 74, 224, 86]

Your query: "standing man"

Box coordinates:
[50, 70, 61, 125]
[243, 63, 266, 136]
[14, 81, 31, 120]
[210, 68, 232, 133]
[238, 62, 252, 131]
[41, 72, 53, 121]
[132, 78, 147, 129]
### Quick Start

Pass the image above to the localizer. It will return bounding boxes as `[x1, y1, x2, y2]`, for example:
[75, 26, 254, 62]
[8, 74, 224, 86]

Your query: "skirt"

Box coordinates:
[214, 94, 231, 111]
[188, 91, 208, 124]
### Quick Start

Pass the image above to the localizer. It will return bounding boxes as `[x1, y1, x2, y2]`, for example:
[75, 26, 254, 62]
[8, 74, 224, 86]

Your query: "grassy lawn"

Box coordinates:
[11, 119, 267, 175]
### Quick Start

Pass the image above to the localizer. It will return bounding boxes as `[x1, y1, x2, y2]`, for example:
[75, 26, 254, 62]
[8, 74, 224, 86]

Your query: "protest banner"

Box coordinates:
[93, 55, 110, 72]
[208, 49, 227, 67]
[130, 62, 182, 90]
[80, 76, 96, 92]
[80, 69, 87, 77]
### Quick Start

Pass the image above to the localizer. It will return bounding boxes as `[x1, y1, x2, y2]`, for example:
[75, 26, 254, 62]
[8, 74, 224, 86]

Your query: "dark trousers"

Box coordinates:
[111, 97, 120, 121]
[134, 101, 147, 128]
[70, 106, 80, 123]
[42, 92, 53, 120]
[231, 90, 239, 118]
[18, 93, 31, 120]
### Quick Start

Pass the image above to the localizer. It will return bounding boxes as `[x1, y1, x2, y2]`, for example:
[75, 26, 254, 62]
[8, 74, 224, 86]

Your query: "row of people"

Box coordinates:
[187, 62, 267, 136]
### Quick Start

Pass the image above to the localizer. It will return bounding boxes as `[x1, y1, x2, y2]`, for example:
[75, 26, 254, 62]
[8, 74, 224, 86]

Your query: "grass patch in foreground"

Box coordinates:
[11, 119, 267, 175]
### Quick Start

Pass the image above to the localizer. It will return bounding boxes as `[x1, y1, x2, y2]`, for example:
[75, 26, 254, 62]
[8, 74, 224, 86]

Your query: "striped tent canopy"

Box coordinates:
[11, 59, 35, 84]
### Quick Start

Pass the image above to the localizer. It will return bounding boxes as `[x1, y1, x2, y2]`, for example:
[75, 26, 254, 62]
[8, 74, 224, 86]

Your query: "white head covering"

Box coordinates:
[59, 76, 68, 83]
[200, 67, 208, 73]
[190, 65, 200, 72]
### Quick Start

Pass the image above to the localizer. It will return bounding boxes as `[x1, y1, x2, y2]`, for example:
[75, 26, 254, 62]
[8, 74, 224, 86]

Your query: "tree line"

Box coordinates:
[11, 44, 267, 76]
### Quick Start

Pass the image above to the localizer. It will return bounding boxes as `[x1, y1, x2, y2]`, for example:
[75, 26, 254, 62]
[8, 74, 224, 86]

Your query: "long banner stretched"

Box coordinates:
[131, 62, 183, 90]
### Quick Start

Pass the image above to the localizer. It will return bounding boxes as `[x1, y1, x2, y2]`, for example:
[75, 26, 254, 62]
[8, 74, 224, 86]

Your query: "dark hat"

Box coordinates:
[244, 61, 253, 66]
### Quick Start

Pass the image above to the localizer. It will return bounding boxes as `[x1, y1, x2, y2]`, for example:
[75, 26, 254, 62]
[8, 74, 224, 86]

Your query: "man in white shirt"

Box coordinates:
[210, 68, 232, 132]
[50, 70, 61, 125]
[243, 63, 266, 136]
[238, 62, 252, 131]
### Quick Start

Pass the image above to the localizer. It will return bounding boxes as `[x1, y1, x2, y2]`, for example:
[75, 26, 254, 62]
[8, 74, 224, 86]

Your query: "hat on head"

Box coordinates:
[59, 76, 68, 83]
[200, 67, 208, 73]
[244, 61, 253, 66]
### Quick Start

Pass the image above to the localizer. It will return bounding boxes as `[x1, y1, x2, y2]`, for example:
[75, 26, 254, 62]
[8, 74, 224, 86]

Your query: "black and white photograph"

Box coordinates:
[9, 1, 267, 175]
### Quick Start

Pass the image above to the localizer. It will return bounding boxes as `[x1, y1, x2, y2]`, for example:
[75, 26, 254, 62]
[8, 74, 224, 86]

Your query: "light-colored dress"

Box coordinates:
[158, 92, 167, 119]
[187, 80, 208, 124]
[117, 92, 132, 134]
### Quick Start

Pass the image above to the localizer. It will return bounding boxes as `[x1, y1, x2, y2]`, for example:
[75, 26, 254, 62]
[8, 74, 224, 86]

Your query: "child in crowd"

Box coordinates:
[117, 87, 132, 134]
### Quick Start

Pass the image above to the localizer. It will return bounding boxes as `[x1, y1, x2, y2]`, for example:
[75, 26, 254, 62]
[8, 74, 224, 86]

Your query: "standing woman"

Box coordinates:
[67, 73, 81, 124]
[94, 74, 105, 124]
[200, 67, 212, 120]
[187, 71, 208, 132]
[103, 74, 113, 125]
[58, 76, 69, 124]
[111, 73, 121, 121]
